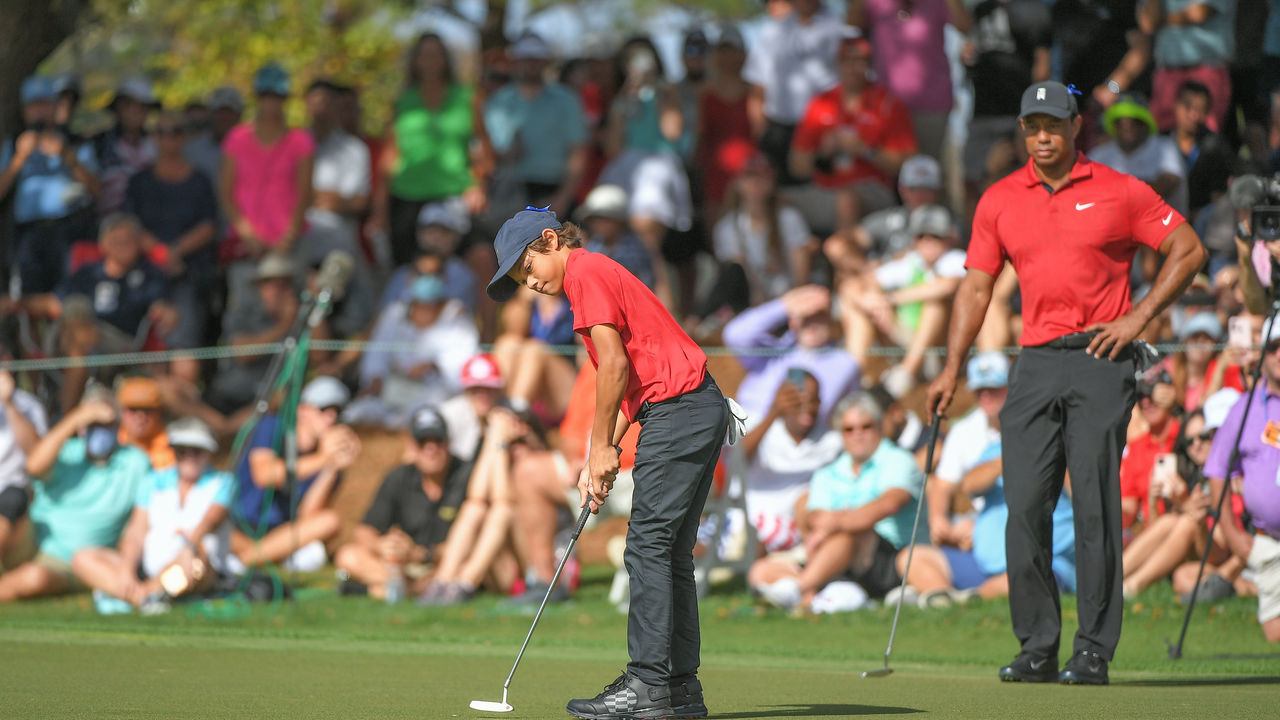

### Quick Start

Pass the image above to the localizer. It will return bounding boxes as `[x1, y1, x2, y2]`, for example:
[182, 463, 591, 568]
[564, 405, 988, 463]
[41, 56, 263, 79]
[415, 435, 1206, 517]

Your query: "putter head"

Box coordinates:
[469, 700, 513, 713]
[861, 668, 893, 678]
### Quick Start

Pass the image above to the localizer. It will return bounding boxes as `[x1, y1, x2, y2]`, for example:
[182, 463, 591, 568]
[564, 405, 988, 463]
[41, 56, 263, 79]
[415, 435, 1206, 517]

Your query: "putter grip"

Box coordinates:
[572, 504, 591, 539]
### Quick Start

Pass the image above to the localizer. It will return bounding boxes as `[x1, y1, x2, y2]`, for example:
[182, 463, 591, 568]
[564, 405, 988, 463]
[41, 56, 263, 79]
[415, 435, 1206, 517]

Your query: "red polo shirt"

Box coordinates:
[966, 154, 1184, 347]
[791, 83, 917, 189]
[563, 248, 707, 421]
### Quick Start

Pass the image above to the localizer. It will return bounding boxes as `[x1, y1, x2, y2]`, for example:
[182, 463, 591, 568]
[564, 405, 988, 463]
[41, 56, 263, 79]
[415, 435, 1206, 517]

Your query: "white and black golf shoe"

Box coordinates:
[566, 672, 673, 720]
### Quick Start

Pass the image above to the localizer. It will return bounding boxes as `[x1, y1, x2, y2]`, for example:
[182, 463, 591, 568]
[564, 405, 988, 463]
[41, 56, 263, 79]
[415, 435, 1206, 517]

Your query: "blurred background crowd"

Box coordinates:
[0, 0, 1276, 641]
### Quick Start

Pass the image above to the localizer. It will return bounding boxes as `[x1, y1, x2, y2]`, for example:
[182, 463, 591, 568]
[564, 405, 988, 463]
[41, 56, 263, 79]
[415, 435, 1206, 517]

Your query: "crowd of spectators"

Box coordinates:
[0, 0, 1277, 641]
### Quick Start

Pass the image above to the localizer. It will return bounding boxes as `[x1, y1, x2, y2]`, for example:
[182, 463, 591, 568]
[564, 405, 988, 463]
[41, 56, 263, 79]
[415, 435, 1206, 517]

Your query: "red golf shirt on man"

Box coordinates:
[966, 154, 1185, 347]
[563, 248, 707, 421]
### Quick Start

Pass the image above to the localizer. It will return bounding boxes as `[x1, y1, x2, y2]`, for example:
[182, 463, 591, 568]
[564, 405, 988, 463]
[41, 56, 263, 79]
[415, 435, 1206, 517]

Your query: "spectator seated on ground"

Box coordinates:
[1090, 93, 1189, 215]
[230, 377, 358, 573]
[115, 377, 174, 471]
[491, 253, 581, 424]
[1120, 372, 1182, 537]
[723, 284, 860, 431]
[579, 184, 655, 289]
[1170, 389, 1255, 601]
[418, 407, 546, 605]
[0, 365, 49, 570]
[1121, 405, 1220, 599]
[72, 418, 232, 613]
[206, 253, 300, 415]
[334, 406, 471, 599]
[823, 154, 945, 281]
[839, 205, 965, 398]
[0, 385, 150, 602]
[741, 370, 843, 591]
[915, 353, 1077, 604]
[342, 274, 478, 428]
[439, 353, 508, 463]
[788, 36, 916, 236]
[702, 153, 817, 322]
[750, 392, 934, 612]
[1204, 326, 1280, 642]
[512, 361, 641, 606]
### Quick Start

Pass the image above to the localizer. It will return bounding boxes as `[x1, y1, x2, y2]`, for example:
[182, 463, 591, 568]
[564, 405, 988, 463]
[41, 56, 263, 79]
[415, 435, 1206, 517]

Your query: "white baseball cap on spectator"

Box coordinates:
[899, 155, 942, 190]
[967, 352, 1010, 390]
[253, 253, 297, 283]
[417, 201, 471, 235]
[510, 33, 551, 61]
[578, 184, 630, 223]
[300, 376, 351, 410]
[167, 417, 219, 454]
[460, 353, 504, 389]
[1202, 388, 1241, 432]
[207, 86, 245, 113]
[1178, 312, 1223, 342]
[907, 204, 955, 238]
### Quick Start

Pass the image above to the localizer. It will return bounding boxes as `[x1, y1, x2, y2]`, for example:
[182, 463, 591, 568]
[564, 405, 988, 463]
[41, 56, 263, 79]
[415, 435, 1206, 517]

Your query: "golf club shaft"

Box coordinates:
[503, 505, 592, 691]
[880, 414, 942, 664]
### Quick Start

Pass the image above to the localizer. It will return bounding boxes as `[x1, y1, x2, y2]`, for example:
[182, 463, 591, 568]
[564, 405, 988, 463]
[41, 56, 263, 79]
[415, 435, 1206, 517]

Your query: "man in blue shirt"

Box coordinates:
[484, 33, 587, 216]
[754, 391, 928, 610]
[0, 75, 100, 296]
[230, 377, 359, 573]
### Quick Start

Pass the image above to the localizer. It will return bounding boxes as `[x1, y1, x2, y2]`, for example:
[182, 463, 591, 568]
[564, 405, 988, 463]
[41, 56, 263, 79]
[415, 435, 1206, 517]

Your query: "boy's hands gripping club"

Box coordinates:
[579, 444, 622, 513]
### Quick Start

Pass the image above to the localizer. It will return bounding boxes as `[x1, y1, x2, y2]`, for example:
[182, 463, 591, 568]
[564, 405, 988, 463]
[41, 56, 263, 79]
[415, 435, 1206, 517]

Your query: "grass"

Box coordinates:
[2, 569, 1279, 719]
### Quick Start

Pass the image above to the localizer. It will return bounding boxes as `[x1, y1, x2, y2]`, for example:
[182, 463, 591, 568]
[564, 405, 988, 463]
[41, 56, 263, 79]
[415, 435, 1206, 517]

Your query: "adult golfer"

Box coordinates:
[488, 208, 729, 719]
[926, 82, 1206, 685]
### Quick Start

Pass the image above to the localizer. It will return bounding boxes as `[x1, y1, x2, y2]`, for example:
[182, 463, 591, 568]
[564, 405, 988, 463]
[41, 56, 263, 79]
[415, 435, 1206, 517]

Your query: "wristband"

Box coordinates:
[1106, 79, 1121, 95]
[612, 444, 623, 456]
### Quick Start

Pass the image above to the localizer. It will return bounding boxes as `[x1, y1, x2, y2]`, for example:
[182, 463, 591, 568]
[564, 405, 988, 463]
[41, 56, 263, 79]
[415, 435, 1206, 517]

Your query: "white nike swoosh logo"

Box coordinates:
[1162, 211, 1174, 226]
[1029, 658, 1047, 669]
[1075, 202, 1095, 211]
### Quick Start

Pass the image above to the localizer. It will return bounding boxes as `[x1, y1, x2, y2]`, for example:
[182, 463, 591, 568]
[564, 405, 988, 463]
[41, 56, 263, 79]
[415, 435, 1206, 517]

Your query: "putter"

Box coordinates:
[470, 504, 593, 713]
[862, 413, 942, 679]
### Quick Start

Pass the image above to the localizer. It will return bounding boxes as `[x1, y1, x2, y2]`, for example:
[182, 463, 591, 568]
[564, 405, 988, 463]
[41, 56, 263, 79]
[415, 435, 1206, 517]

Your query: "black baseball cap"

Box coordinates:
[1019, 81, 1078, 119]
[409, 405, 449, 444]
[486, 207, 562, 302]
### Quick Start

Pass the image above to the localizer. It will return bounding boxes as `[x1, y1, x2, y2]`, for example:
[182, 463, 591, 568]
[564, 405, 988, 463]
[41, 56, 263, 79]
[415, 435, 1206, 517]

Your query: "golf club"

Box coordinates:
[862, 413, 943, 679]
[470, 503, 593, 713]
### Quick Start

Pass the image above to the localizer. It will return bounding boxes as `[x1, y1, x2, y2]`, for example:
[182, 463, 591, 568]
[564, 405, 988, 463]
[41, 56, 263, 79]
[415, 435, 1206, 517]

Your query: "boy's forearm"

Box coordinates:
[592, 355, 628, 453]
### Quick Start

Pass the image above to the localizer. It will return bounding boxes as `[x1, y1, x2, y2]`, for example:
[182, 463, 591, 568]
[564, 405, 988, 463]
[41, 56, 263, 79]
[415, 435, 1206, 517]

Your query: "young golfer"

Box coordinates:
[488, 207, 730, 719]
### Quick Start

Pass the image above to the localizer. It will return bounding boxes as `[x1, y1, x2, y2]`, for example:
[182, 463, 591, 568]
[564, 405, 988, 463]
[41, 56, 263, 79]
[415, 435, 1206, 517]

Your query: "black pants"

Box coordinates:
[626, 375, 729, 686]
[1000, 341, 1136, 662]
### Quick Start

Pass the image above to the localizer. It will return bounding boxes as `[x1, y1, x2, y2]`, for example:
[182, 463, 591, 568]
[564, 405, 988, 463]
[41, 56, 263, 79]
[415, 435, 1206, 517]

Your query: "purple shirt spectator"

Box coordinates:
[862, 0, 955, 114]
[1204, 383, 1280, 537]
[722, 297, 860, 431]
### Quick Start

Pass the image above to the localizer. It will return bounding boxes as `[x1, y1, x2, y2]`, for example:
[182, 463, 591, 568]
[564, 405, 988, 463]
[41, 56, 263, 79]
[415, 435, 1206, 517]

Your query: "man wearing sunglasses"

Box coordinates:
[1204, 325, 1280, 644]
[927, 80, 1207, 685]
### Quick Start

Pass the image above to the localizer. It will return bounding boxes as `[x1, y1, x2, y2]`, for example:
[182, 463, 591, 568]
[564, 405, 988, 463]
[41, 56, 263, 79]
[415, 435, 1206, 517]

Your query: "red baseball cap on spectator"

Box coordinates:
[460, 353, 504, 389]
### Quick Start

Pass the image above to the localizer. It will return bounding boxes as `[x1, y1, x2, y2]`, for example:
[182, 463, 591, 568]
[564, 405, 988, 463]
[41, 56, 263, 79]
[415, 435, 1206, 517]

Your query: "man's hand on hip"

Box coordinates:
[1086, 313, 1147, 360]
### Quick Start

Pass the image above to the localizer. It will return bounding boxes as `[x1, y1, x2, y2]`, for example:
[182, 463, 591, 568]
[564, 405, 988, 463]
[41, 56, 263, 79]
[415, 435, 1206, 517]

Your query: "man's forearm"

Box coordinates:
[940, 271, 996, 377]
[1130, 229, 1206, 324]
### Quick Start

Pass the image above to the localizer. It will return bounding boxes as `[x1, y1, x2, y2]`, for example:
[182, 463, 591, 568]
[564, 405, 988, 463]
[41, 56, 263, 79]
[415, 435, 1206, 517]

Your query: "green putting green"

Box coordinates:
[2, 576, 1277, 719]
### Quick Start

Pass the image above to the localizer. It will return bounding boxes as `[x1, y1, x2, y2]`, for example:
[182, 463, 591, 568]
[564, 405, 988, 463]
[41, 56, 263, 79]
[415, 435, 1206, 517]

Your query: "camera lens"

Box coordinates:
[1253, 207, 1280, 242]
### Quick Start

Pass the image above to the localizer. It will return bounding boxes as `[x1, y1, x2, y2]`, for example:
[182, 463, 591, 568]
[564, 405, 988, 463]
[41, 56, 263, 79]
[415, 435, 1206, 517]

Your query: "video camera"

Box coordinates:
[1229, 174, 1280, 241]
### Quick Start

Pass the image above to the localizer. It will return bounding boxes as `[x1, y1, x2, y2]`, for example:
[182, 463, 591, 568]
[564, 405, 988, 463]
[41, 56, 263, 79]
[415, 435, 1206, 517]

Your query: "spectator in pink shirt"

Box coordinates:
[847, 0, 972, 161]
[219, 62, 315, 310]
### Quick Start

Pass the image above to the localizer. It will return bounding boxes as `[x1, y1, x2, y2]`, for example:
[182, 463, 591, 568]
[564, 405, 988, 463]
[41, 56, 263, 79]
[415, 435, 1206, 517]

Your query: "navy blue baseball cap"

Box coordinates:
[486, 207, 562, 302]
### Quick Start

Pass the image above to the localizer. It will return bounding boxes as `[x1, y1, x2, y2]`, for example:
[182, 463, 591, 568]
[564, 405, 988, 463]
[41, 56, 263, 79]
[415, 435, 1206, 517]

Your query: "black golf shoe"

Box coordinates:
[998, 653, 1058, 682]
[566, 672, 673, 720]
[668, 674, 707, 718]
[1059, 650, 1109, 685]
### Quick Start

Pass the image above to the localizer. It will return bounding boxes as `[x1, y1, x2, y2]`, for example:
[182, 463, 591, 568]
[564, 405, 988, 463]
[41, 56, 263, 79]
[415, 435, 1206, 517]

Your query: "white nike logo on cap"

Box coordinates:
[1075, 202, 1095, 211]
[1162, 211, 1174, 226]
